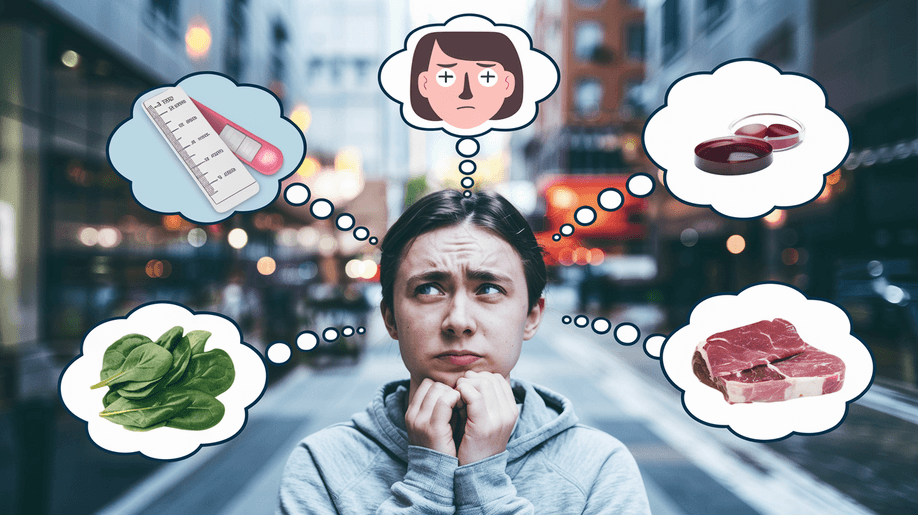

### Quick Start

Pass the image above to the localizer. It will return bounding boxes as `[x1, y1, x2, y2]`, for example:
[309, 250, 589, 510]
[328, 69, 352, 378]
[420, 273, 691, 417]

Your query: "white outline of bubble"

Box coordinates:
[614, 323, 640, 345]
[598, 188, 624, 211]
[266, 342, 291, 364]
[354, 226, 369, 241]
[626, 173, 655, 197]
[574, 206, 597, 226]
[336, 213, 356, 231]
[457, 138, 480, 158]
[460, 160, 477, 175]
[560, 224, 574, 236]
[643, 334, 666, 358]
[562, 315, 572, 324]
[592, 317, 611, 334]
[284, 184, 311, 206]
[296, 331, 319, 351]
[369, 236, 379, 245]
[461, 177, 474, 188]
[357, 327, 366, 334]
[322, 328, 339, 341]
[342, 326, 355, 337]
[574, 315, 589, 328]
[311, 199, 334, 219]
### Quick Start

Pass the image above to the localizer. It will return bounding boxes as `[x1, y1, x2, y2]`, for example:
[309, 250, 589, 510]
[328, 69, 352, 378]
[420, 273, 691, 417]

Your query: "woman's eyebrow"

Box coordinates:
[467, 269, 512, 283]
[436, 63, 458, 68]
[476, 63, 496, 67]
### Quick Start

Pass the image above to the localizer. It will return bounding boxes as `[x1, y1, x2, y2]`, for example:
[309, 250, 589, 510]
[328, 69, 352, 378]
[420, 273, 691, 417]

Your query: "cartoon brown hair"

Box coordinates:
[410, 32, 524, 122]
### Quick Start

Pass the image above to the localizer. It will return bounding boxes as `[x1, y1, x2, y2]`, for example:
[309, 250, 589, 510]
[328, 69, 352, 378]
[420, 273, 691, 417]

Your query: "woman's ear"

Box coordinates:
[502, 72, 515, 98]
[418, 72, 431, 98]
[522, 297, 545, 341]
[380, 300, 399, 340]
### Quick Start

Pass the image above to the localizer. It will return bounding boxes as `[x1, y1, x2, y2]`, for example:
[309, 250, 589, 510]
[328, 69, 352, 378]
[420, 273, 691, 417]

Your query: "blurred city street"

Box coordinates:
[31, 289, 901, 515]
[2, 0, 917, 513]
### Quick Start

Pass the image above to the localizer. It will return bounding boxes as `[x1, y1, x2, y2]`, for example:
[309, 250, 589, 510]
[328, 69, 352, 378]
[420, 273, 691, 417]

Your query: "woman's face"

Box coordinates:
[381, 224, 543, 391]
[417, 41, 517, 129]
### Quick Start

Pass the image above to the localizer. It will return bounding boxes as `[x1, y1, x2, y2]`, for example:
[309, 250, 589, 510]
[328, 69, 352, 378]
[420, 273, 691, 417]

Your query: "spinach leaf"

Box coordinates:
[99, 389, 194, 428]
[154, 326, 184, 352]
[122, 421, 168, 432]
[164, 389, 225, 430]
[117, 334, 192, 399]
[186, 330, 212, 356]
[91, 343, 172, 390]
[99, 334, 153, 382]
[102, 389, 121, 408]
[172, 348, 235, 397]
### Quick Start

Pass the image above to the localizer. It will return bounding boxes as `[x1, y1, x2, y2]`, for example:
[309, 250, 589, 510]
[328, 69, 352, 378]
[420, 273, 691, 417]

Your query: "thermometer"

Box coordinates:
[190, 98, 284, 175]
[142, 86, 259, 213]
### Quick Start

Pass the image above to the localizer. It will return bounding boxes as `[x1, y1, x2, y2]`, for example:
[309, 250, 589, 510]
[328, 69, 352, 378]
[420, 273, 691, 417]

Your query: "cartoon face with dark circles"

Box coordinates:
[410, 32, 524, 131]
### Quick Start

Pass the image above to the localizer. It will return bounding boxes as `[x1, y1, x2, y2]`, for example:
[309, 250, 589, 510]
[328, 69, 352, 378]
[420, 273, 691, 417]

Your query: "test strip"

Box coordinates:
[142, 86, 259, 213]
[190, 98, 284, 175]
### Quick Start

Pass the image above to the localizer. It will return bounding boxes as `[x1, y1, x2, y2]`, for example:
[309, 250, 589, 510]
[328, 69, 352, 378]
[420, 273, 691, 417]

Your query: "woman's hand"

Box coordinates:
[405, 377, 464, 457]
[455, 371, 518, 466]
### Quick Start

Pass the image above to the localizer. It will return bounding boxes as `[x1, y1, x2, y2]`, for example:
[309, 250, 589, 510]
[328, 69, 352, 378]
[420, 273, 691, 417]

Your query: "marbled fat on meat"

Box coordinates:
[700, 319, 807, 377]
[692, 319, 846, 404]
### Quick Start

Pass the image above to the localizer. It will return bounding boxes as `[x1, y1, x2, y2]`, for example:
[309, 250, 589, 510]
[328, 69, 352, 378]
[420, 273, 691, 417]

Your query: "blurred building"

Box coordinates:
[638, 0, 918, 384]
[529, 0, 647, 176]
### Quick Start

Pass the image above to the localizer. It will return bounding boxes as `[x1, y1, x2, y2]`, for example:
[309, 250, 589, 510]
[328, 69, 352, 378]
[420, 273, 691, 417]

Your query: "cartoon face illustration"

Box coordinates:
[410, 32, 523, 130]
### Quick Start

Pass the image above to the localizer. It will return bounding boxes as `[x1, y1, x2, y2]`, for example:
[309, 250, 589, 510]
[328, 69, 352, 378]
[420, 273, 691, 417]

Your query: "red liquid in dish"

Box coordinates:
[694, 136, 774, 175]
[734, 123, 800, 150]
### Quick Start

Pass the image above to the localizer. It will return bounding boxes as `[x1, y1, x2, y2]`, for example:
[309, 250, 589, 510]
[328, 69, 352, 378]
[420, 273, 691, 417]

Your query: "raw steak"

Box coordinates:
[692, 319, 846, 404]
[698, 318, 807, 378]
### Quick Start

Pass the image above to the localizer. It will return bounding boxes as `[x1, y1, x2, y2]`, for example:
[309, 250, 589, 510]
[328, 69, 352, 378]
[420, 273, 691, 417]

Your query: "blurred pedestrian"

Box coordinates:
[277, 190, 650, 514]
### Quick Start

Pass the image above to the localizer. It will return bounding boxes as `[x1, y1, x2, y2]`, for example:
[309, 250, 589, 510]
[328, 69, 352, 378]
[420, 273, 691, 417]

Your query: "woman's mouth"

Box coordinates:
[438, 353, 482, 366]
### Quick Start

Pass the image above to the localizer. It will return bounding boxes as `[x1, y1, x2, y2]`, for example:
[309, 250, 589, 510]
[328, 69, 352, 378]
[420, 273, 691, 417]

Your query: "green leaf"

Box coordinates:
[99, 334, 153, 382]
[154, 326, 184, 352]
[164, 390, 225, 430]
[99, 389, 194, 428]
[90, 343, 172, 390]
[117, 333, 193, 399]
[172, 348, 235, 397]
[186, 330, 212, 356]
[102, 389, 121, 408]
[122, 421, 168, 432]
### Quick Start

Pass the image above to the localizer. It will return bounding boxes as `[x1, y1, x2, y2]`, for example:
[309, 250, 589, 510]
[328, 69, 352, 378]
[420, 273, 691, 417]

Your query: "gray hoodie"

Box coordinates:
[276, 378, 651, 514]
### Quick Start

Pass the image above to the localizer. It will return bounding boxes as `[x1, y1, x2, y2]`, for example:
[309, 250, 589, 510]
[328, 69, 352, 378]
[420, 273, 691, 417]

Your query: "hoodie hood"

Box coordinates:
[351, 378, 580, 464]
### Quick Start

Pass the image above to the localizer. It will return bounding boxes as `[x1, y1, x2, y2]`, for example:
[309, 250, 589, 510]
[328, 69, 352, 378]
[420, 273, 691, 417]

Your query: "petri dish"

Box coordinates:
[694, 136, 774, 175]
[729, 113, 804, 151]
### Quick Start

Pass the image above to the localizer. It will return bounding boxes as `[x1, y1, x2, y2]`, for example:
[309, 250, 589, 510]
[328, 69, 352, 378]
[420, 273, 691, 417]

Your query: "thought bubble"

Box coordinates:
[562, 314, 637, 340]
[379, 14, 559, 138]
[282, 186, 377, 244]
[59, 302, 267, 460]
[653, 283, 874, 441]
[643, 60, 850, 219]
[107, 72, 306, 224]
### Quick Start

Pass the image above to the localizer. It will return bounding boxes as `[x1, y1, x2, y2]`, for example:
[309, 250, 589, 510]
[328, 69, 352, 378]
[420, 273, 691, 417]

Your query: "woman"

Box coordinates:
[410, 31, 524, 130]
[277, 190, 651, 514]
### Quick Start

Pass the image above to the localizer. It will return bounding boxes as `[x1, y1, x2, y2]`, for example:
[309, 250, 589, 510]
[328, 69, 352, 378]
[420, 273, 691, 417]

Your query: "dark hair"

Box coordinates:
[410, 32, 524, 122]
[380, 189, 546, 311]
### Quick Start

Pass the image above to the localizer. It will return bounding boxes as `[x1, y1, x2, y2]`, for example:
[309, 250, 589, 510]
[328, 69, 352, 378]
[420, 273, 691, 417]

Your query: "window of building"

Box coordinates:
[662, 0, 682, 62]
[575, 0, 605, 8]
[701, 0, 729, 32]
[574, 78, 603, 117]
[145, 0, 179, 40]
[224, 0, 248, 79]
[574, 22, 605, 61]
[270, 21, 288, 98]
[626, 22, 645, 60]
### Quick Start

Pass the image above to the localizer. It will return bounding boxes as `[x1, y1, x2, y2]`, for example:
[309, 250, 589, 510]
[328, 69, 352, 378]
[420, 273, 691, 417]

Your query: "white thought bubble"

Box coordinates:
[644, 60, 850, 219]
[379, 14, 559, 137]
[59, 302, 267, 460]
[657, 283, 873, 441]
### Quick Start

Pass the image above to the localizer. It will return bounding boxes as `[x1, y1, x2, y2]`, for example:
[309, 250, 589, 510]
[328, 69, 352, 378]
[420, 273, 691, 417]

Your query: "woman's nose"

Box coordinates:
[458, 73, 473, 100]
[441, 292, 476, 337]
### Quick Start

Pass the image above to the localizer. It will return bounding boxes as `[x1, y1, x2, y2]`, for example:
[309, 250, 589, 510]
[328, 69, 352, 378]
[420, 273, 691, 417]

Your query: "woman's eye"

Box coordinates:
[434, 68, 456, 87]
[477, 68, 498, 87]
[478, 284, 503, 295]
[415, 284, 442, 295]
